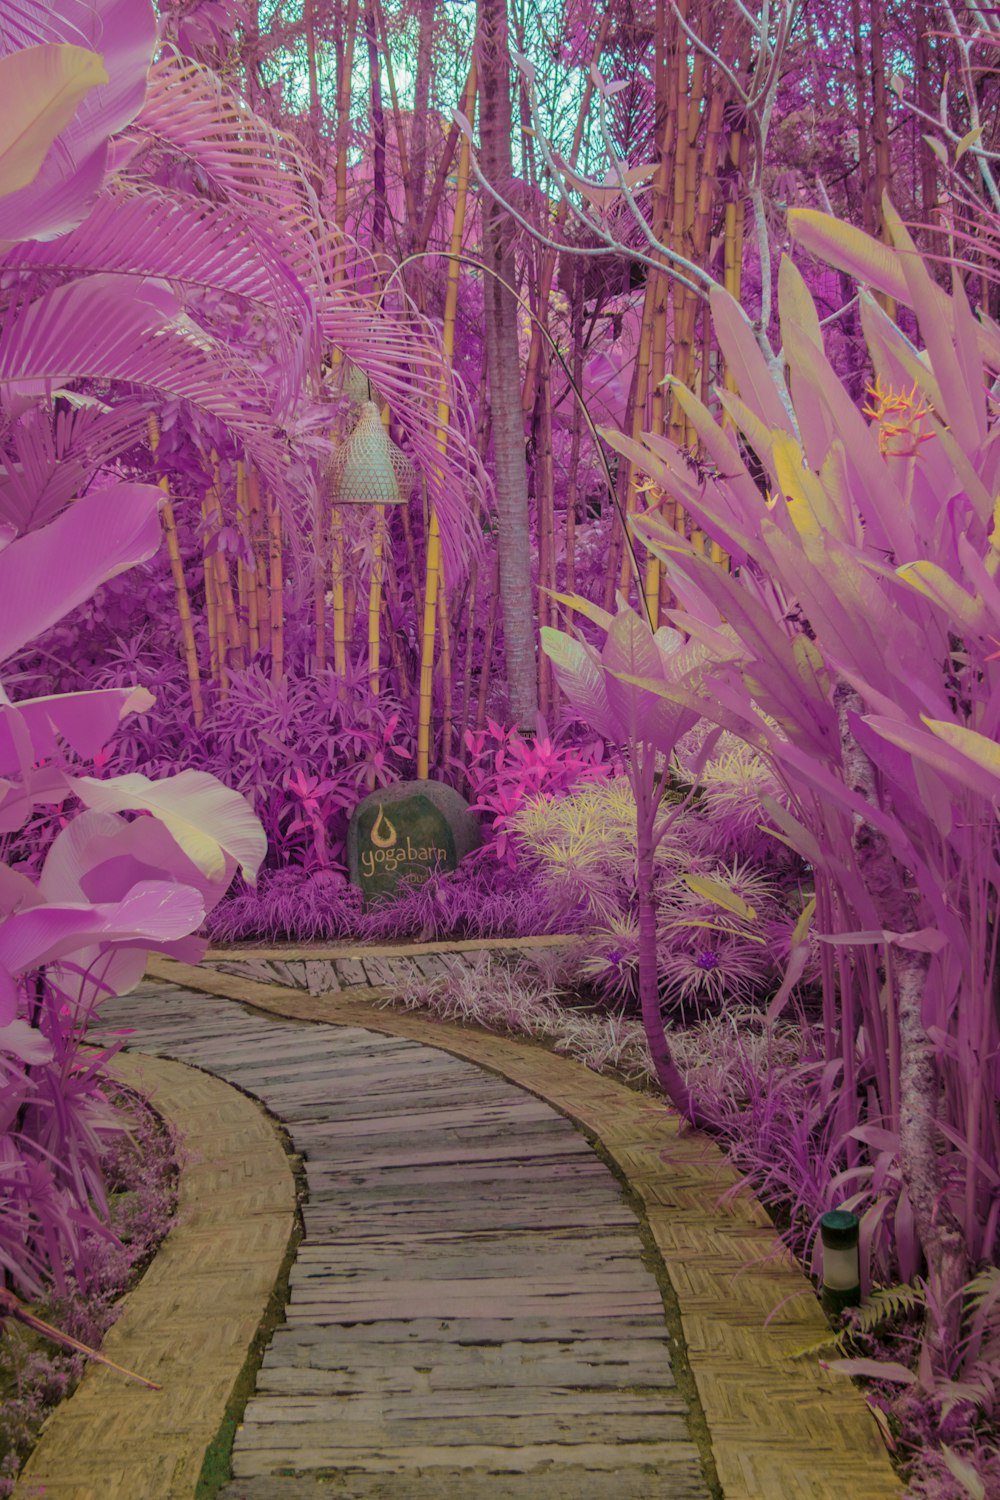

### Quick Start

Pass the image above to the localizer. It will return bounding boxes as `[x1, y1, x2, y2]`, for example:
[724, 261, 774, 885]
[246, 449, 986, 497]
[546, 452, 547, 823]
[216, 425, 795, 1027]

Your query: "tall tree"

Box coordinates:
[476, 0, 538, 728]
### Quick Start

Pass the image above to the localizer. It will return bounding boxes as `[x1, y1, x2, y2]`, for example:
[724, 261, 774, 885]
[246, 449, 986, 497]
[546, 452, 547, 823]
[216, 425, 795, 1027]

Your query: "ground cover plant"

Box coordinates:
[4, 0, 1000, 1493]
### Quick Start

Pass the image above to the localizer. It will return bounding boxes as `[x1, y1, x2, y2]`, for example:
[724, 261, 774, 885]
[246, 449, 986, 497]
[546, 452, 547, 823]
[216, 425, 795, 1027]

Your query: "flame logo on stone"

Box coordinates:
[369, 805, 398, 848]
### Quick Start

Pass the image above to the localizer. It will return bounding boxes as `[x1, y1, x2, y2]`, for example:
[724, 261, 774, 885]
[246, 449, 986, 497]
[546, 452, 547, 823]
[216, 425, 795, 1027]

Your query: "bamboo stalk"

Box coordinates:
[236, 460, 250, 654]
[268, 493, 284, 682]
[399, 497, 423, 628]
[208, 454, 242, 668]
[417, 509, 442, 775]
[247, 467, 271, 653]
[150, 417, 204, 726]
[383, 547, 413, 698]
[438, 573, 453, 763]
[367, 505, 385, 696]
[564, 263, 583, 616]
[537, 341, 556, 716]
[416, 59, 476, 779]
[330, 506, 347, 678]
[314, 479, 327, 674]
[201, 495, 220, 685]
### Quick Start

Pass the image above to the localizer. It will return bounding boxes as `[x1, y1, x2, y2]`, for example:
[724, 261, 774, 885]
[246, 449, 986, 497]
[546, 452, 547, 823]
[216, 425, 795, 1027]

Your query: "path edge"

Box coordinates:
[14, 1050, 297, 1500]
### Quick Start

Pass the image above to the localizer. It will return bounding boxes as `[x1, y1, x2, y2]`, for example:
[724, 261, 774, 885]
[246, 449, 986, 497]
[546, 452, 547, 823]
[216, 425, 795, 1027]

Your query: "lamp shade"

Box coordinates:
[327, 401, 414, 506]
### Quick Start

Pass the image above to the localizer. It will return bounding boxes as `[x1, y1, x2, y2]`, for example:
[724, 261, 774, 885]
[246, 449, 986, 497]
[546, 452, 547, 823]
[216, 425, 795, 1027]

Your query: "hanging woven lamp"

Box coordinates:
[342, 360, 373, 408]
[328, 401, 414, 506]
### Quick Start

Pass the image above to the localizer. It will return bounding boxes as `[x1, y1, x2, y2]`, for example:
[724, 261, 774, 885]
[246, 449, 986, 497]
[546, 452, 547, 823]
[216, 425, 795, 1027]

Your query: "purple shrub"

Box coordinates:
[205, 858, 561, 946]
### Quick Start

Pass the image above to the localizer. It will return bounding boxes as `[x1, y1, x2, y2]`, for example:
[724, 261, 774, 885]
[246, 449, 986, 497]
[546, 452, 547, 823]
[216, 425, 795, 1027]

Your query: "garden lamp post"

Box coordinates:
[820, 1209, 861, 1317]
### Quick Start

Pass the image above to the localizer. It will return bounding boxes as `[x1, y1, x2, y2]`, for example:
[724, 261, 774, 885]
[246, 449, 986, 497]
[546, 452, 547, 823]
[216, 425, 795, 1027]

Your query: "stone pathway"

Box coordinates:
[98, 980, 711, 1500]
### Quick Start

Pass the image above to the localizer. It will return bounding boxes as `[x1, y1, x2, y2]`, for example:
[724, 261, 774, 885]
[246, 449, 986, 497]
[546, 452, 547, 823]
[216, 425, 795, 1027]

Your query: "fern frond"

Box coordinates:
[851, 1282, 926, 1333]
[788, 1282, 926, 1362]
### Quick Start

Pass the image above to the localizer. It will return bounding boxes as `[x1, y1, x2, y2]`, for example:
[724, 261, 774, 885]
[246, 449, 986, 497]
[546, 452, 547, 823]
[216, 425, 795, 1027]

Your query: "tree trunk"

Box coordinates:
[476, 0, 538, 729]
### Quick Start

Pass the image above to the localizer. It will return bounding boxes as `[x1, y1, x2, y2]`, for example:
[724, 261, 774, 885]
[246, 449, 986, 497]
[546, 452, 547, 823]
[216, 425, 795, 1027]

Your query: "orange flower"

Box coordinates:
[863, 376, 935, 457]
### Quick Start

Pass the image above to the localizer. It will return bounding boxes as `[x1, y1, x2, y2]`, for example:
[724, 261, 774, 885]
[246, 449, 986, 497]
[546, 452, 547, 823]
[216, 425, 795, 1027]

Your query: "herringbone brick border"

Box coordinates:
[14, 1051, 296, 1500]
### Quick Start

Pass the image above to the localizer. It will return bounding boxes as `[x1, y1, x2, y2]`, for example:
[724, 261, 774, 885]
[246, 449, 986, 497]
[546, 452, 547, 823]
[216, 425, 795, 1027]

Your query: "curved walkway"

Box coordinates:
[22, 947, 903, 1499]
[94, 977, 710, 1500]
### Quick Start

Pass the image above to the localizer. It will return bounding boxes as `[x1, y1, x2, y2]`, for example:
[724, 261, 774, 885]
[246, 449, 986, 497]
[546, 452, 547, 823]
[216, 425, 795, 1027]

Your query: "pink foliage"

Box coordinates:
[461, 716, 616, 865]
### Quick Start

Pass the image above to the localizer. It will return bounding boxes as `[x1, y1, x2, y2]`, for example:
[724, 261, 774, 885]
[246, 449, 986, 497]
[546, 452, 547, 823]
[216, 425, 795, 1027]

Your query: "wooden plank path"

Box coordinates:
[96, 980, 711, 1500]
[208, 941, 560, 997]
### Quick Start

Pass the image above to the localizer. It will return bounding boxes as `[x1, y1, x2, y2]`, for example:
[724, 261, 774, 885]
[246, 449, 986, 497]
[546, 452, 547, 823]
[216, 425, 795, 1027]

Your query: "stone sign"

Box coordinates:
[347, 780, 482, 901]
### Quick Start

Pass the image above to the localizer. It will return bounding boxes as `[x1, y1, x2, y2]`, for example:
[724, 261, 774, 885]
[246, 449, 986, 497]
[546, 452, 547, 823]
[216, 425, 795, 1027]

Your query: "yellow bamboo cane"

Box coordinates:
[438, 571, 453, 761]
[331, 506, 347, 678]
[237, 461, 261, 654]
[236, 460, 249, 650]
[314, 480, 328, 674]
[268, 494, 284, 682]
[245, 471, 269, 654]
[149, 416, 204, 726]
[416, 60, 476, 779]
[367, 504, 385, 696]
[201, 495, 220, 685]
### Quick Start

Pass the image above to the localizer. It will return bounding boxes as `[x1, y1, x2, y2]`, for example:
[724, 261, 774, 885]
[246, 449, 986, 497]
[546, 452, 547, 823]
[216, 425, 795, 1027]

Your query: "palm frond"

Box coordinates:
[0, 274, 290, 492]
[1, 183, 320, 410]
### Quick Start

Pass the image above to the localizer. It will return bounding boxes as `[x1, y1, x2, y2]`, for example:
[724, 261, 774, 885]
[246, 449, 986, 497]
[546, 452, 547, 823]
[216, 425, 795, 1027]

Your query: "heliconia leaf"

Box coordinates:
[0, 483, 162, 662]
[881, 198, 980, 454]
[603, 607, 704, 754]
[0, 44, 107, 201]
[789, 208, 915, 306]
[758, 796, 823, 866]
[920, 719, 1000, 785]
[682, 874, 756, 922]
[789, 204, 1000, 369]
[714, 390, 780, 476]
[0, 686, 155, 776]
[895, 562, 986, 634]
[708, 285, 794, 434]
[71, 769, 267, 883]
[542, 589, 614, 634]
[882, 927, 948, 953]
[865, 716, 1000, 801]
[778, 255, 824, 348]
[664, 383, 767, 525]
